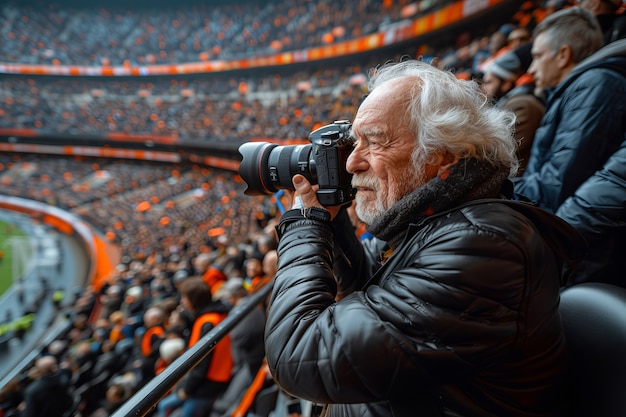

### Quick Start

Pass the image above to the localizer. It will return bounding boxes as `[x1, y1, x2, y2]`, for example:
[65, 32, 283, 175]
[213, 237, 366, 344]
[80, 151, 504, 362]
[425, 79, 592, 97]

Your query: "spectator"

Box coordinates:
[219, 277, 266, 376]
[120, 286, 146, 334]
[506, 26, 532, 49]
[513, 7, 626, 285]
[578, 0, 626, 45]
[481, 43, 545, 174]
[18, 356, 73, 417]
[556, 137, 626, 287]
[156, 277, 233, 417]
[88, 383, 127, 417]
[91, 340, 120, 380]
[191, 253, 227, 293]
[264, 59, 585, 416]
[99, 285, 124, 322]
[0, 377, 23, 416]
[154, 337, 186, 376]
[514, 6, 609, 206]
[477, 25, 513, 73]
[261, 250, 278, 284]
[242, 255, 264, 291]
[135, 306, 166, 386]
[108, 311, 126, 344]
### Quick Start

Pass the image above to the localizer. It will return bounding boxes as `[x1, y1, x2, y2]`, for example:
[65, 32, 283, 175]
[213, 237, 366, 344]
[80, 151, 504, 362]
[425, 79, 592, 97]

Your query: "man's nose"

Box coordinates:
[528, 59, 537, 76]
[346, 144, 366, 174]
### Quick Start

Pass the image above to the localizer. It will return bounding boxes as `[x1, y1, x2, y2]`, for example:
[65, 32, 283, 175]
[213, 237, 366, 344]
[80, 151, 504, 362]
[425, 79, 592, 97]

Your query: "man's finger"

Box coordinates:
[292, 174, 320, 208]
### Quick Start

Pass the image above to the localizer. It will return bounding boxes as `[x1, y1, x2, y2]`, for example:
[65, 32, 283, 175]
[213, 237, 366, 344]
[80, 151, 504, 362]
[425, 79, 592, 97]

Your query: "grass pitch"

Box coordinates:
[0, 220, 27, 296]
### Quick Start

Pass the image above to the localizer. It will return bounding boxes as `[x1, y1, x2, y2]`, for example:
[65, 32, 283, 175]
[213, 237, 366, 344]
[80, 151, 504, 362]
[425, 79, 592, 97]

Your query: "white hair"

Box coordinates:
[368, 60, 519, 176]
[159, 338, 186, 362]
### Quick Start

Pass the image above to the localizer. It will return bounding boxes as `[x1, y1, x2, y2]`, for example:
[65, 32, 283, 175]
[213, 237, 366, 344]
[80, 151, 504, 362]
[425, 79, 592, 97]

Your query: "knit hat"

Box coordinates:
[486, 43, 532, 81]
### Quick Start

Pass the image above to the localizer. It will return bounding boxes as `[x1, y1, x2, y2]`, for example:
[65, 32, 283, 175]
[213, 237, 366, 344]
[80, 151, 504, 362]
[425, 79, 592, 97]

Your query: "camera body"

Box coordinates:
[238, 120, 356, 206]
[307, 120, 356, 205]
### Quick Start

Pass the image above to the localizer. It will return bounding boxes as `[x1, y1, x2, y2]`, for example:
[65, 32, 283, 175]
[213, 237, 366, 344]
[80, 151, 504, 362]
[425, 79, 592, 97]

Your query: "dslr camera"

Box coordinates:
[238, 120, 356, 206]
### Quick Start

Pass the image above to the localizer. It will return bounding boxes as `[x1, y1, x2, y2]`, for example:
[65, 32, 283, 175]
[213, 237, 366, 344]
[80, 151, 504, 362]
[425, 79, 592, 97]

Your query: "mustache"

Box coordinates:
[351, 175, 377, 190]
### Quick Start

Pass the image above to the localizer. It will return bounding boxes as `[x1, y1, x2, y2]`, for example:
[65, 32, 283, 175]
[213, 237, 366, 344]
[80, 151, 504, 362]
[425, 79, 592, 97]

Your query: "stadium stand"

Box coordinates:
[5, 0, 619, 416]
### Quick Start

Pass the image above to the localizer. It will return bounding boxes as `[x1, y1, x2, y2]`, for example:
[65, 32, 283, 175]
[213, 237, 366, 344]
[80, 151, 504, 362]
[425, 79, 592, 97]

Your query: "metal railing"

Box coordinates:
[111, 280, 273, 417]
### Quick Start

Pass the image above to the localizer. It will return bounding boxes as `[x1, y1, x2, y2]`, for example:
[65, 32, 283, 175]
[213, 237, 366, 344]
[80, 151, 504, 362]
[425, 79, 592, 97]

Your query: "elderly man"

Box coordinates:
[263, 60, 586, 417]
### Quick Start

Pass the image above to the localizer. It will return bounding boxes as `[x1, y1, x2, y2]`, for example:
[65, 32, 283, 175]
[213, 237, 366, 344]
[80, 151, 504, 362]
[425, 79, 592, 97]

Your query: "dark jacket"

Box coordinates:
[229, 300, 266, 374]
[21, 369, 72, 417]
[513, 39, 626, 212]
[596, 12, 626, 46]
[265, 201, 585, 417]
[556, 135, 626, 287]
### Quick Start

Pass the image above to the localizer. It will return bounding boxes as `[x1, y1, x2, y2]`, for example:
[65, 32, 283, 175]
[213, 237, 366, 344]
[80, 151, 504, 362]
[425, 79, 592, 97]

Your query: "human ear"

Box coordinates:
[556, 45, 573, 69]
[434, 151, 460, 176]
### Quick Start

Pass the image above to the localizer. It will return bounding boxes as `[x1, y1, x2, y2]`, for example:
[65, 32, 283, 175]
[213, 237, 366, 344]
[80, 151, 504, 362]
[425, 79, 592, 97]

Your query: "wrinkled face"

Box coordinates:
[529, 32, 562, 90]
[346, 77, 432, 225]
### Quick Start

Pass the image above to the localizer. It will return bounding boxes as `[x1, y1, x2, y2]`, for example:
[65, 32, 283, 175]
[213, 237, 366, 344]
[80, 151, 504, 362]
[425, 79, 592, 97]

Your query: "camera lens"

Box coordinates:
[238, 142, 314, 196]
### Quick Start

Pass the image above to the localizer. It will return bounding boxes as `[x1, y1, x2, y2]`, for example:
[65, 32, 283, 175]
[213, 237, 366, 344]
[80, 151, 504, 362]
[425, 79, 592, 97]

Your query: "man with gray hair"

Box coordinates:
[513, 7, 626, 286]
[262, 59, 586, 416]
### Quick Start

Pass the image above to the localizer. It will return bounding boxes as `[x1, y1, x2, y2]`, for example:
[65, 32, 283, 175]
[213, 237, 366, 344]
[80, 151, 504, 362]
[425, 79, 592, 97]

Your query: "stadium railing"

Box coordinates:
[110, 278, 274, 417]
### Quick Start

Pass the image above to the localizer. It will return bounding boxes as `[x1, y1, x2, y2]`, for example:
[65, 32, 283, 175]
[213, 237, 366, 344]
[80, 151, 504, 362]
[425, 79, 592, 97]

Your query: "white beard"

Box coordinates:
[354, 193, 386, 226]
[352, 160, 427, 226]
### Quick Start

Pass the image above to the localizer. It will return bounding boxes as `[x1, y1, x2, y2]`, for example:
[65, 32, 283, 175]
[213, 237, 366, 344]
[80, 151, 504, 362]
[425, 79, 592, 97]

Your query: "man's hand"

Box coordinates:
[292, 174, 342, 220]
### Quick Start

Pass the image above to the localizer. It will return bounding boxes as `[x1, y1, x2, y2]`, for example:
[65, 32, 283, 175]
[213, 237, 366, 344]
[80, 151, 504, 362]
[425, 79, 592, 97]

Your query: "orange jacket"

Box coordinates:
[141, 325, 165, 357]
[188, 312, 233, 382]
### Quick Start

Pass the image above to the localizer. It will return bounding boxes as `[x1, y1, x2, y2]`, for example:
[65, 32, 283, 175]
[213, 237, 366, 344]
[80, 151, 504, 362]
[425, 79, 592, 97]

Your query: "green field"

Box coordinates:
[0, 219, 28, 297]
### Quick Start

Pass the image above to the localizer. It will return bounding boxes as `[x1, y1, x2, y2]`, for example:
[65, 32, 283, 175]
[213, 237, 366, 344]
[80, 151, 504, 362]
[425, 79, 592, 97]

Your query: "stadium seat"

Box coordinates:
[559, 282, 626, 417]
[250, 383, 280, 417]
[210, 364, 253, 417]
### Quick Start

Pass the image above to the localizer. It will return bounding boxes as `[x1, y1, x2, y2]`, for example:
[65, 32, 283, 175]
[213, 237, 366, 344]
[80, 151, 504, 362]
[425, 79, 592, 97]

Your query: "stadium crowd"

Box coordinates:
[0, 154, 270, 258]
[0, 0, 625, 416]
[0, 0, 538, 142]
[0, 0, 445, 66]
[2, 1, 622, 143]
[0, 153, 281, 417]
[0, 67, 366, 142]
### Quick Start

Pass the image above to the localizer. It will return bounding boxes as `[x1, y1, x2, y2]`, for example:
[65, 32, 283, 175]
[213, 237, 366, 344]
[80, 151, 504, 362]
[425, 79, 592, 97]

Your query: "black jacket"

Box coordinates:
[265, 201, 585, 417]
[21, 369, 72, 417]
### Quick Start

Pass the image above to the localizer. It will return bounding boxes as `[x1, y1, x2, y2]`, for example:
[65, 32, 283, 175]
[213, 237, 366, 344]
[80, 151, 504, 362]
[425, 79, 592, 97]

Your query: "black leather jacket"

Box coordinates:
[265, 200, 585, 417]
